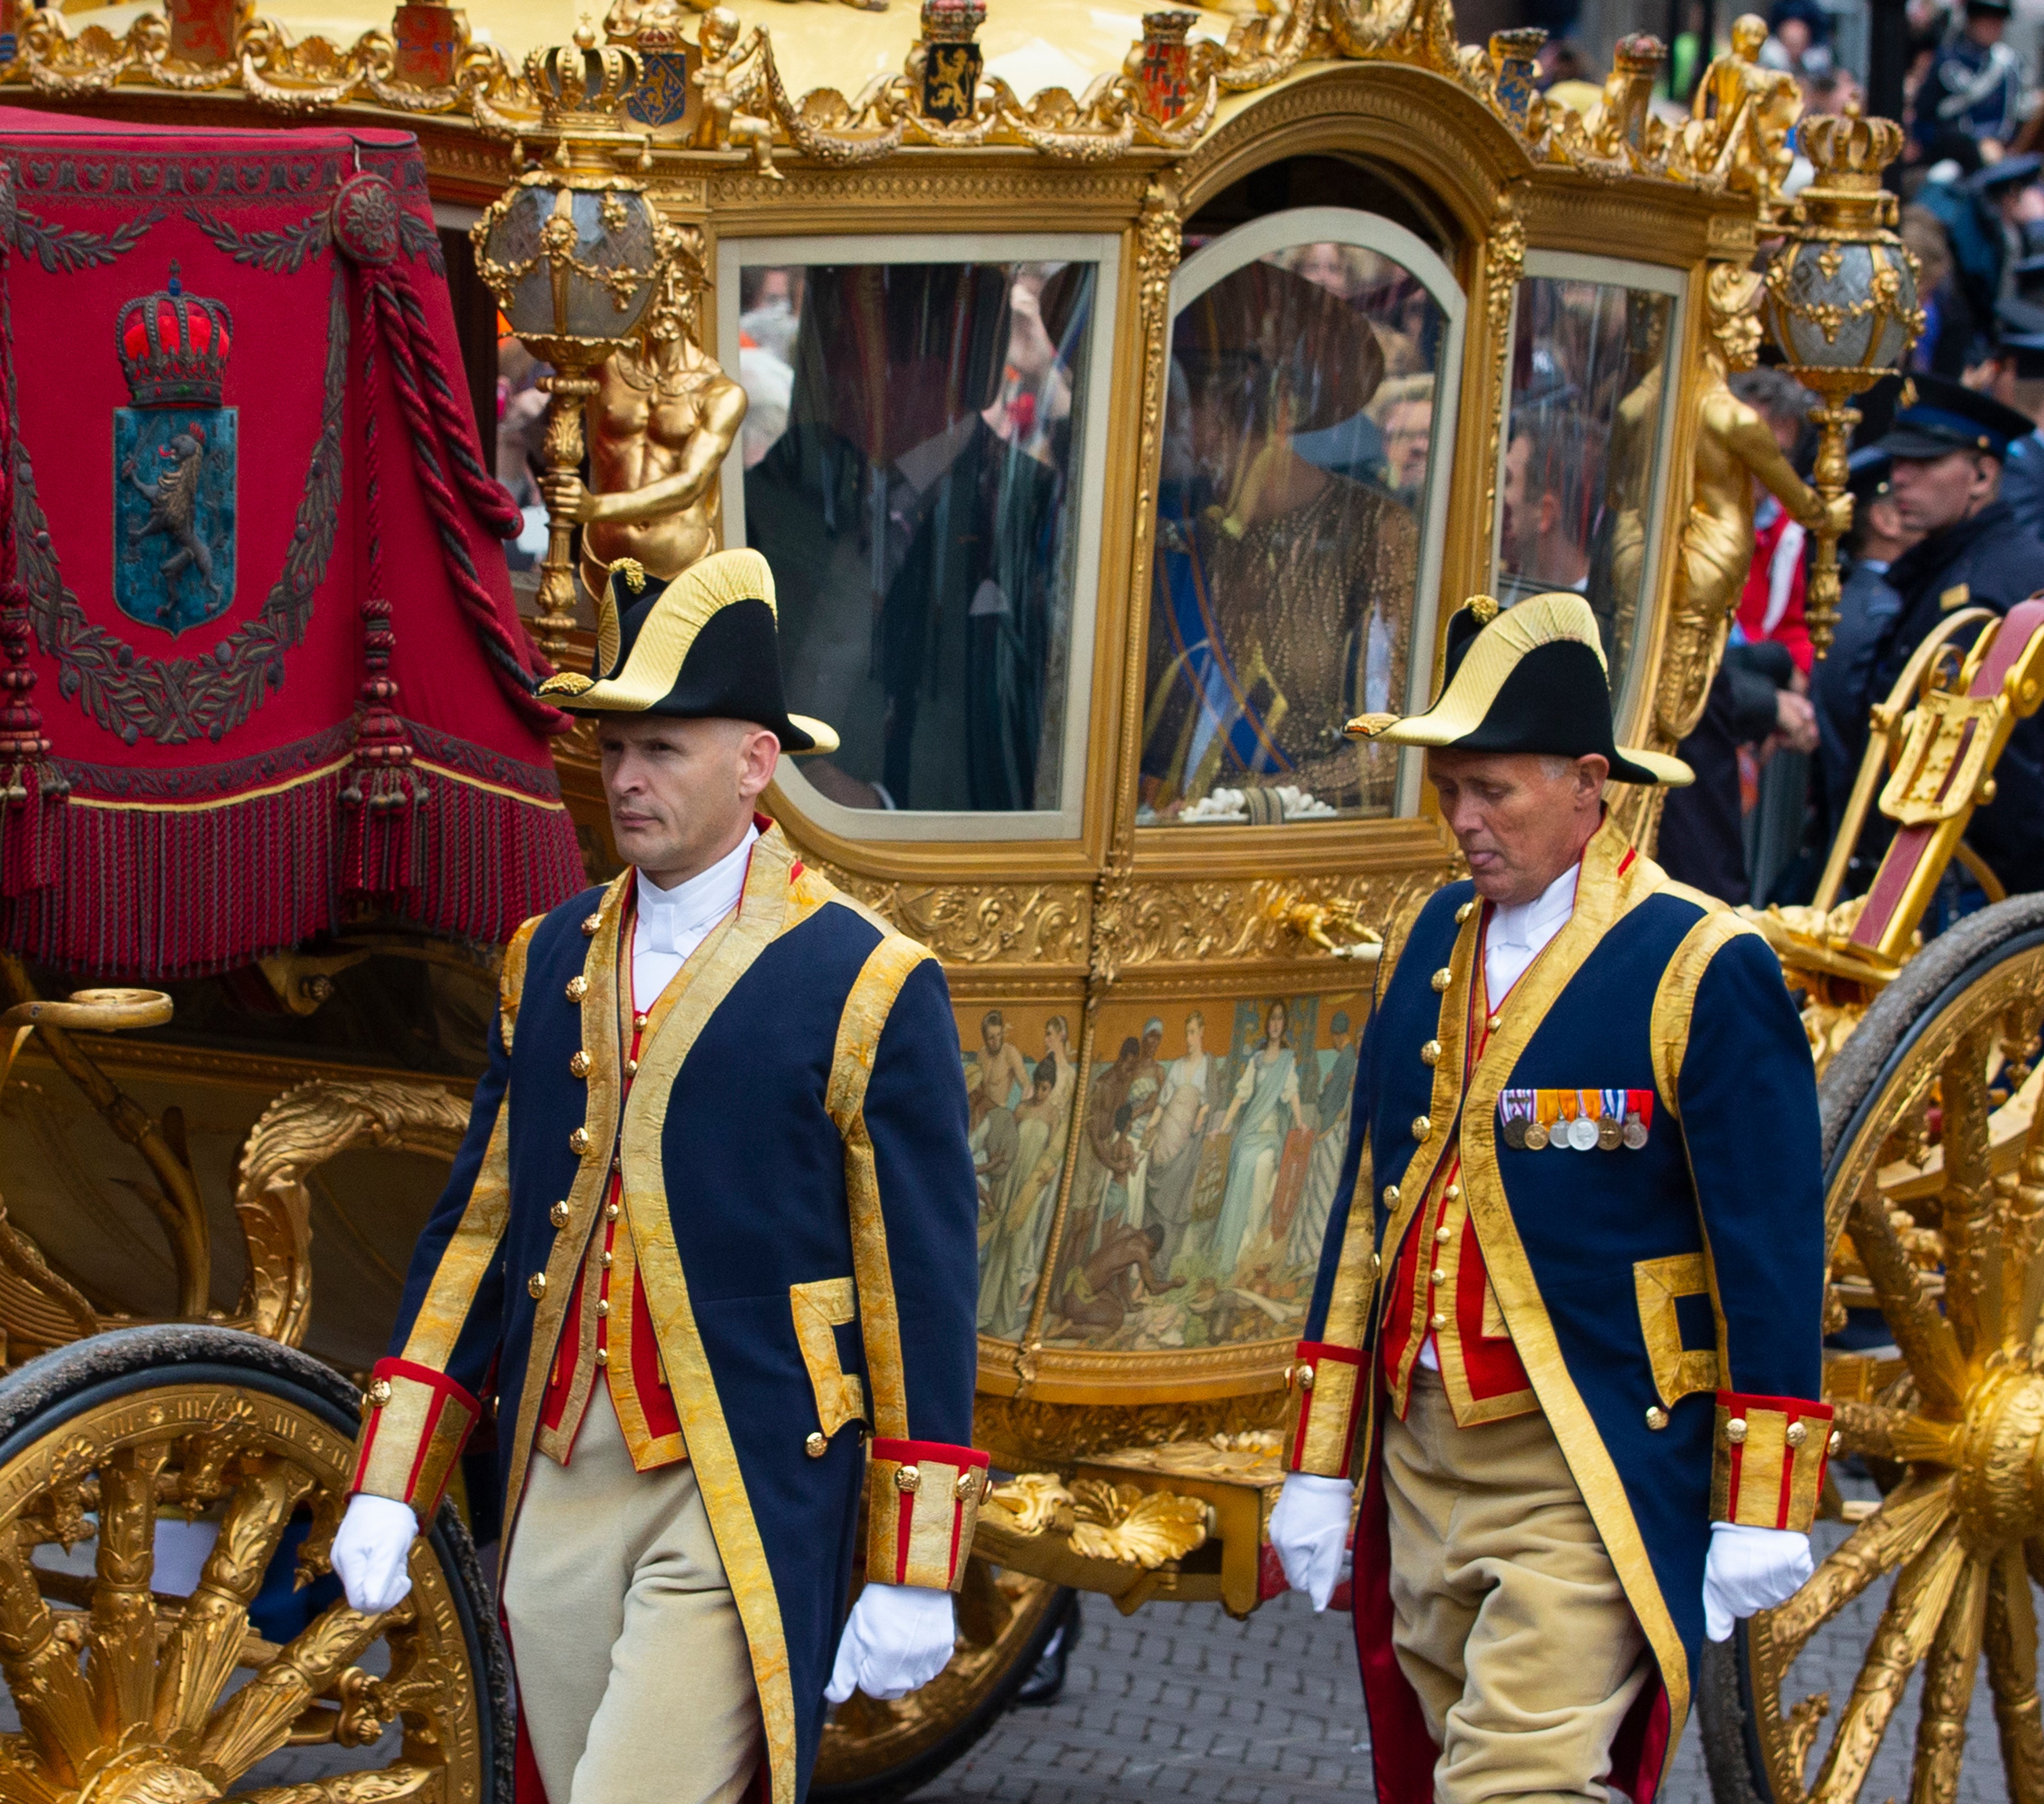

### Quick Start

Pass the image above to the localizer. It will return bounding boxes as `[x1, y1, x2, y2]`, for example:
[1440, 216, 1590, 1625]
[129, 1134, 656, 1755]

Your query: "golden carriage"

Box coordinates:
[0, 0, 2024, 1799]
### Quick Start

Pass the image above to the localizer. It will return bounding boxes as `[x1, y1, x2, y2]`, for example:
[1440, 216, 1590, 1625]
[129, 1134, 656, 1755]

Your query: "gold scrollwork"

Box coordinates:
[987, 1473, 1210, 1568]
[797, 859, 1090, 967]
[234, 1081, 469, 1348]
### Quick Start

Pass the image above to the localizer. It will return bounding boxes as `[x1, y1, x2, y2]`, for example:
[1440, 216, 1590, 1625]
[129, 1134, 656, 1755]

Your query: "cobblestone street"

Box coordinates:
[912, 1508, 2010, 1804]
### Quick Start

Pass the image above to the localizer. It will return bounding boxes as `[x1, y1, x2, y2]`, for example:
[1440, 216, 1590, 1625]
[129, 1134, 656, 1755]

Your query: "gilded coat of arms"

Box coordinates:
[112, 262, 237, 636]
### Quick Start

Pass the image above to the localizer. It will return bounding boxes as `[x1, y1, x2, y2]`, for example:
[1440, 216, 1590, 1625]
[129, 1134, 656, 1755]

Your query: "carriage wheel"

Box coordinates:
[0, 1323, 511, 1804]
[1702, 894, 2044, 1804]
[811, 1564, 1069, 1803]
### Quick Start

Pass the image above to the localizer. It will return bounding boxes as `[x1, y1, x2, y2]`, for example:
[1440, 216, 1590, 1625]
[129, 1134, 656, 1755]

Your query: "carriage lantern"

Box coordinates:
[471, 27, 664, 662]
[1762, 106, 1922, 658]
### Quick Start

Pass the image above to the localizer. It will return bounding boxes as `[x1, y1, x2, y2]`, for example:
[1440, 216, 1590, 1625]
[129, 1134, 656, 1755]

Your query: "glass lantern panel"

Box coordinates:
[732, 257, 1101, 821]
[1495, 273, 1676, 710]
[1137, 242, 1447, 826]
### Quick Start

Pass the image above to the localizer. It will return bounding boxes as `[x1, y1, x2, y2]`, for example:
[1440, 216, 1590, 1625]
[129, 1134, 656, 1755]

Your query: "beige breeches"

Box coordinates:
[1383, 1370, 1652, 1804]
[501, 1385, 763, 1804]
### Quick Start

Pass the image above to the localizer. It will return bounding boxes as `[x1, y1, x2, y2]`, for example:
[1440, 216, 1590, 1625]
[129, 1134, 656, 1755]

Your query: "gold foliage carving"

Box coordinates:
[986, 1472, 1072, 1536]
[798, 859, 1089, 967]
[974, 1392, 1289, 1469]
[234, 1081, 469, 1348]
[1066, 1481, 1210, 1568]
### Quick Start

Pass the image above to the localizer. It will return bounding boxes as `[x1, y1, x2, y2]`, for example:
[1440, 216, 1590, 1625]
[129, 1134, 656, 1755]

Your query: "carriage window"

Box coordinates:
[721, 241, 1113, 839]
[1139, 229, 1457, 826]
[1495, 267, 1679, 712]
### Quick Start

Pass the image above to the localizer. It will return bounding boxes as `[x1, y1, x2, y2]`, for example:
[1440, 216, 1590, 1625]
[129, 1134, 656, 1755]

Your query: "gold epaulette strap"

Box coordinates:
[353, 1357, 480, 1520]
[1710, 1391, 1836, 1533]
[866, 1440, 990, 1591]
[1286, 1340, 1365, 1480]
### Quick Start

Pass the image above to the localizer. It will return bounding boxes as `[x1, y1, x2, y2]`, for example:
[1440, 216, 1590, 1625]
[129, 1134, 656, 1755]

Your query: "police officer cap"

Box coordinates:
[1846, 446, 1891, 503]
[1968, 0, 2014, 17]
[1874, 374, 2035, 462]
[1974, 151, 2043, 195]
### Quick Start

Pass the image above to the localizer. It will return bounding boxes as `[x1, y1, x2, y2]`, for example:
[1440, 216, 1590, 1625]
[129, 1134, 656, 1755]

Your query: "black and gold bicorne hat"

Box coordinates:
[1345, 592, 1692, 787]
[537, 549, 838, 755]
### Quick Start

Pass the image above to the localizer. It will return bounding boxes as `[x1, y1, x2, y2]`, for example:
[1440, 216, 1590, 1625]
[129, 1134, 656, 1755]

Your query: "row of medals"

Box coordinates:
[1501, 1111, 1649, 1152]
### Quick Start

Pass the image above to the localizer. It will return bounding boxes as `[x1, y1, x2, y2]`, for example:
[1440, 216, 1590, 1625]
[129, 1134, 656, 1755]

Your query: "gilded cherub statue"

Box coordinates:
[541, 223, 749, 603]
[1685, 13, 1800, 208]
[1654, 264, 1849, 742]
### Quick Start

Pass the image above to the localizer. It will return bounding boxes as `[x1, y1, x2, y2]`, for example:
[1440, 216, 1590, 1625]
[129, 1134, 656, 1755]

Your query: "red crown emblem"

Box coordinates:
[117, 262, 234, 408]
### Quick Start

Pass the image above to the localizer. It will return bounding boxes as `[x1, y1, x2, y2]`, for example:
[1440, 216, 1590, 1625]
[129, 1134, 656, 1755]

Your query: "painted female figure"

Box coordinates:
[1210, 1002, 1305, 1280]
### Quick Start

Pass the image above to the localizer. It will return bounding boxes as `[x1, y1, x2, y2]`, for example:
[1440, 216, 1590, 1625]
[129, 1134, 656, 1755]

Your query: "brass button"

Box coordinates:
[1383, 1183, 1400, 1206]
[1456, 901, 1475, 923]
[1431, 968, 1452, 993]
[1645, 1406, 1669, 1431]
[1429, 1267, 1447, 1286]
[569, 1127, 591, 1155]
[1412, 1115, 1431, 1141]
[1369, 1251, 1381, 1274]
[527, 1271, 547, 1299]
[594, 1347, 609, 1367]
[1445, 1184, 1461, 1202]
[600, 1250, 614, 1269]
[566, 975, 588, 1002]
[605, 1202, 621, 1222]
[367, 1378, 393, 1409]
[1296, 1363, 1316, 1392]
[895, 1464, 922, 1493]
[633, 1012, 649, 1032]
[1435, 1226, 1451, 1245]
[1420, 1040, 1442, 1066]
[625, 1058, 639, 1079]
[550, 1200, 571, 1229]
[582, 911, 601, 936]
[1485, 1015, 1502, 1034]
[955, 1469, 981, 1501]
[570, 1050, 592, 1078]
[1429, 1312, 1448, 1331]
[1726, 1416, 1748, 1444]
[1829, 1430, 1844, 1456]
[1786, 1422, 1808, 1448]
[596, 1299, 610, 1318]
[806, 1432, 828, 1458]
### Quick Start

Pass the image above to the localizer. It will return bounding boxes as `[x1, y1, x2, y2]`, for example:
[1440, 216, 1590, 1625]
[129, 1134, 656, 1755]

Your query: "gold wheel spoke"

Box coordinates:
[153, 1456, 313, 1745]
[194, 1600, 386, 1786]
[1941, 1030, 2004, 1358]
[1812, 1522, 1967, 1804]
[1763, 1475, 1953, 1665]
[227, 1764, 440, 1804]
[0, 1520, 108, 1785]
[1909, 1552, 1989, 1804]
[88, 1442, 169, 1737]
[1834, 1402, 1925, 1465]
[1986, 1546, 2044, 1804]
[1852, 1183, 1970, 1416]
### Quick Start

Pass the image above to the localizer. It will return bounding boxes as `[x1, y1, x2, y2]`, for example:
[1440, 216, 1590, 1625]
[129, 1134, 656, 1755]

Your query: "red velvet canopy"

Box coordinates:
[0, 108, 584, 977]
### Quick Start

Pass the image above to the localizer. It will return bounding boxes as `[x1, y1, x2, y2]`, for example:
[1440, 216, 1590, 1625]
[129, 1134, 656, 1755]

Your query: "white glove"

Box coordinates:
[330, 1492, 419, 1616]
[825, 1583, 956, 1703]
[1702, 1523, 1813, 1642]
[1268, 1471, 1355, 1612]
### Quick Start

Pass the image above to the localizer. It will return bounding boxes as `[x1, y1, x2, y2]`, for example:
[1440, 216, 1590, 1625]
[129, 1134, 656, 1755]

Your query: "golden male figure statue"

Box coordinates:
[1656, 265, 1847, 743]
[544, 227, 749, 606]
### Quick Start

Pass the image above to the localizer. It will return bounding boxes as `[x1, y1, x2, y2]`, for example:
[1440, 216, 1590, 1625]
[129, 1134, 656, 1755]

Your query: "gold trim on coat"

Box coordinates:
[1648, 900, 1758, 1119]
[825, 933, 939, 1443]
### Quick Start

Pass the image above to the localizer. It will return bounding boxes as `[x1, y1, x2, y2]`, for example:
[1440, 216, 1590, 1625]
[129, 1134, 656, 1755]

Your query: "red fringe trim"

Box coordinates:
[0, 775, 583, 979]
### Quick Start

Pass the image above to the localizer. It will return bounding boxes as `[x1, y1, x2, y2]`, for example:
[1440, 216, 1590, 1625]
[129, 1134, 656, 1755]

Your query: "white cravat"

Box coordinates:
[1418, 858, 1579, 1374]
[1483, 861, 1579, 1005]
[632, 825, 757, 1005]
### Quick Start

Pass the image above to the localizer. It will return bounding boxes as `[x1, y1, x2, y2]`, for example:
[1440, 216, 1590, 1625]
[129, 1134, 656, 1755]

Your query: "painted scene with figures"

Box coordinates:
[963, 991, 1373, 1355]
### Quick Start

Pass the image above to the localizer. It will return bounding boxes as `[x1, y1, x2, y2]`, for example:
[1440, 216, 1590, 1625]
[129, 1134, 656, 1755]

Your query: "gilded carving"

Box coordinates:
[797, 858, 1089, 967]
[1478, 186, 1527, 573]
[0, 1386, 482, 1804]
[234, 1080, 470, 1348]
[974, 1392, 1289, 1468]
[1093, 869, 1438, 975]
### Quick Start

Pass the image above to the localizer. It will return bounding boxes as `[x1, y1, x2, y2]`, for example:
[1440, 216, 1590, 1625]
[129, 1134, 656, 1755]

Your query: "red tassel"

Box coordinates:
[340, 589, 425, 903]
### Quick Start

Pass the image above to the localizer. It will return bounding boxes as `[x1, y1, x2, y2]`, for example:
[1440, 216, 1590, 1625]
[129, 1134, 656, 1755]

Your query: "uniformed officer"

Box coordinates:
[1916, 0, 2025, 155]
[1269, 594, 1832, 1804]
[1862, 374, 2044, 891]
[328, 550, 985, 1804]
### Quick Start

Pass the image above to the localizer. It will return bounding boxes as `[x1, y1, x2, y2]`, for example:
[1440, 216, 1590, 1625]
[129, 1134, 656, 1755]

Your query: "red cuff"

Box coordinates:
[352, 1357, 480, 1521]
[1711, 1391, 1835, 1533]
[1287, 1342, 1366, 1480]
[866, 1438, 989, 1591]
